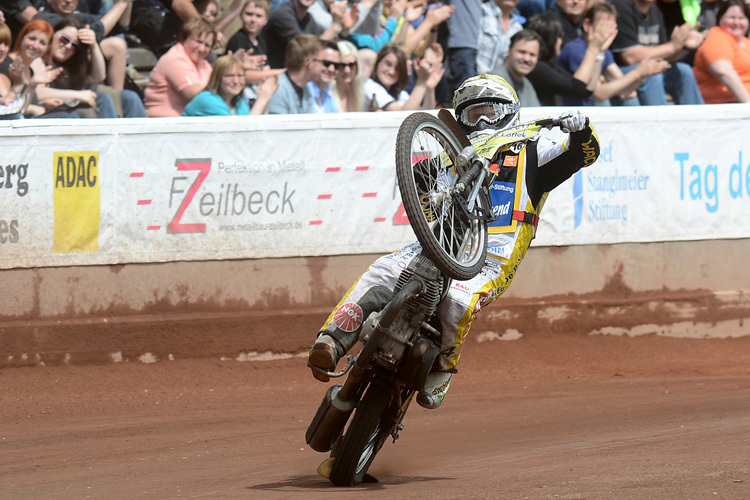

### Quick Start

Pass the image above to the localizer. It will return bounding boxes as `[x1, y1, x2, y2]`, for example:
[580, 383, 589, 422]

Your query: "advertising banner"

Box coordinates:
[0, 105, 749, 269]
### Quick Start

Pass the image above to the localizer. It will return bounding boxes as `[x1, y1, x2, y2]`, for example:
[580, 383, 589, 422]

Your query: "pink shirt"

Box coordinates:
[144, 43, 213, 117]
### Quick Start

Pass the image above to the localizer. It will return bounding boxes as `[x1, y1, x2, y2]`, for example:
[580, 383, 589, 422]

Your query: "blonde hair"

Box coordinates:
[332, 40, 364, 112]
[206, 55, 245, 104]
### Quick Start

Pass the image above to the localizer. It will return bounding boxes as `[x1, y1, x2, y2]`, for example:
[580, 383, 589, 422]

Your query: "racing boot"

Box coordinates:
[416, 371, 453, 409]
[308, 334, 341, 383]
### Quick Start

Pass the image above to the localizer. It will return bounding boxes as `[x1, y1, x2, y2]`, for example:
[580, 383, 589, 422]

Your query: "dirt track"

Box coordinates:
[3, 330, 750, 499]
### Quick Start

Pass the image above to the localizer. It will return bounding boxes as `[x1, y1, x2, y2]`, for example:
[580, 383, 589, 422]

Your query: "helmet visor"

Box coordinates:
[460, 101, 520, 128]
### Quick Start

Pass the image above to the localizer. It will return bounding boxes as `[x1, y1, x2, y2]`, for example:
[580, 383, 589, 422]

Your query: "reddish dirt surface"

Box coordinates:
[3, 330, 750, 499]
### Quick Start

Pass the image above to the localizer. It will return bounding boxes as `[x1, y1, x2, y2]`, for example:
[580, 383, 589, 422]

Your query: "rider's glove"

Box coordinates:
[559, 111, 589, 133]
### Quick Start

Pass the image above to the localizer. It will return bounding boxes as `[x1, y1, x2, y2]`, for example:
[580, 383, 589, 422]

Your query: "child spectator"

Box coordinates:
[227, 0, 270, 56]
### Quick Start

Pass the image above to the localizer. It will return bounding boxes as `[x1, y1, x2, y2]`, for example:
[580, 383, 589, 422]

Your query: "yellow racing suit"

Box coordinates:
[318, 120, 601, 372]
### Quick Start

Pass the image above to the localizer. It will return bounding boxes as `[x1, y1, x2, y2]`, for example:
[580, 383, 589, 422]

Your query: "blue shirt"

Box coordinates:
[183, 90, 250, 116]
[306, 81, 338, 113]
[556, 37, 615, 106]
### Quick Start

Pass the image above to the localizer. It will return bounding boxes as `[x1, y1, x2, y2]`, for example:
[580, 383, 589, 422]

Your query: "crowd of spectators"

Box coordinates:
[0, 0, 749, 119]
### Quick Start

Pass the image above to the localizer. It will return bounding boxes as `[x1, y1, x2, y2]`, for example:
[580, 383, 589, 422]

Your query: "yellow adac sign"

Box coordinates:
[53, 151, 100, 253]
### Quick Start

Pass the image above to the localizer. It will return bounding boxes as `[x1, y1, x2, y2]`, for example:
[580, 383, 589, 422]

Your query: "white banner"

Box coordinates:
[1, 104, 749, 269]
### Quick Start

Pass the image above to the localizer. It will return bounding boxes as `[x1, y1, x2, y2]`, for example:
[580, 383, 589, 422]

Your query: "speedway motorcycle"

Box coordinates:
[305, 110, 561, 486]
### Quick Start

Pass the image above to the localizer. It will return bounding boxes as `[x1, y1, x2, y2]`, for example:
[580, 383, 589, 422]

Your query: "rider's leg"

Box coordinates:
[418, 255, 515, 408]
[308, 243, 423, 381]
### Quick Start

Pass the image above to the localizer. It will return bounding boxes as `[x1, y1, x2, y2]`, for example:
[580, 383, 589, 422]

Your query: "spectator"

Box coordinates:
[490, 29, 541, 105]
[310, 0, 378, 35]
[526, 12, 610, 105]
[307, 38, 339, 112]
[557, 1, 671, 105]
[34, 0, 131, 89]
[227, 0, 270, 56]
[446, 0, 481, 96]
[698, 0, 723, 29]
[0, 20, 64, 117]
[0, 0, 35, 42]
[548, 0, 585, 46]
[610, 0, 706, 105]
[0, 56, 63, 118]
[144, 18, 216, 116]
[40, 18, 146, 117]
[517, 0, 555, 20]
[262, 0, 343, 69]
[0, 19, 13, 94]
[476, 0, 523, 75]
[267, 33, 322, 113]
[4, 19, 92, 117]
[363, 43, 442, 110]
[381, 0, 454, 57]
[183, 54, 278, 115]
[3, 20, 58, 115]
[131, 0, 206, 57]
[200, 0, 244, 51]
[693, 0, 750, 102]
[332, 39, 364, 111]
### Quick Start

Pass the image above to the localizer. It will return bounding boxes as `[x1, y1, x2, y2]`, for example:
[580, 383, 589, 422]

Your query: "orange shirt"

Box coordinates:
[144, 43, 213, 117]
[693, 26, 750, 103]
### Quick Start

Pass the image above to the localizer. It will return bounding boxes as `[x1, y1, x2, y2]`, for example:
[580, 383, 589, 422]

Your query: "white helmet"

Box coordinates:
[453, 74, 521, 134]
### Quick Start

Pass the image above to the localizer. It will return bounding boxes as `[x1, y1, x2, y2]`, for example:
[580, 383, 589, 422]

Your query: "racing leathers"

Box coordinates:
[316, 118, 601, 403]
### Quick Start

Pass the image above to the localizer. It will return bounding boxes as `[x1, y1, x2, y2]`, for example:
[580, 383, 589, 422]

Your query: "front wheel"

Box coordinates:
[329, 383, 393, 486]
[395, 112, 489, 281]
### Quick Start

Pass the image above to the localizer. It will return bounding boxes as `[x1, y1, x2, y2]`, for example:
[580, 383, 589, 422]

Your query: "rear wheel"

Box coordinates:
[395, 112, 489, 281]
[329, 383, 393, 486]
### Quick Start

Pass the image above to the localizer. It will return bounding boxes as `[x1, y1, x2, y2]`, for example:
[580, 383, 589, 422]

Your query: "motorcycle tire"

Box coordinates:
[329, 383, 393, 486]
[396, 112, 489, 281]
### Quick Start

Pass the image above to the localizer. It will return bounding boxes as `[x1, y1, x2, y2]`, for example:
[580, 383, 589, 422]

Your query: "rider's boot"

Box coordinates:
[417, 371, 453, 409]
[308, 334, 341, 382]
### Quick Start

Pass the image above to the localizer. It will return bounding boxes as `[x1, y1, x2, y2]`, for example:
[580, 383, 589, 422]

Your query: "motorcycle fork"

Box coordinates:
[390, 390, 414, 443]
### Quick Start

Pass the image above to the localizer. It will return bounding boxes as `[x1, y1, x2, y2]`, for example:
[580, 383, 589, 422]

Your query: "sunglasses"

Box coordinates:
[59, 34, 80, 49]
[340, 61, 357, 70]
[315, 59, 343, 70]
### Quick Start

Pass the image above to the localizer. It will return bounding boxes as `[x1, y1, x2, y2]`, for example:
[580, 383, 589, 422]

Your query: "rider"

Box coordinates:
[308, 73, 601, 409]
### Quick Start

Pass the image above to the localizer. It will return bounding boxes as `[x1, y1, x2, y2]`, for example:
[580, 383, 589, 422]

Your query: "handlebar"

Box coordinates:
[533, 117, 562, 129]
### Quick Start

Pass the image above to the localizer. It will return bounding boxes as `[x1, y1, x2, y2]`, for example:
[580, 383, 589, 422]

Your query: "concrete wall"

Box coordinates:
[2, 239, 748, 368]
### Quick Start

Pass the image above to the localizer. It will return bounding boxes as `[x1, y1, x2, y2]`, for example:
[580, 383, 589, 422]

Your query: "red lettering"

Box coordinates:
[168, 160, 211, 233]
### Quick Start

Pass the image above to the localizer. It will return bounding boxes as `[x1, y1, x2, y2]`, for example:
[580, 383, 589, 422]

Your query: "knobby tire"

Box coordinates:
[395, 112, 489, 281]
[329, 383, 393, 486]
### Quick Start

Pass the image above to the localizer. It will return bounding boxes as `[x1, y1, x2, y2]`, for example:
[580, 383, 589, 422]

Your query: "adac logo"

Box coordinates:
[573, 170, 583, 229]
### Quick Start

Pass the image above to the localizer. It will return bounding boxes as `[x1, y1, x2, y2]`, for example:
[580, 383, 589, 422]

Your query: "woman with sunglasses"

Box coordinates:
[0, 19, 78, 118]
[332, 40, 365, 112]
[36, 19, 146, 118]
[183, 54, 279, 116]
[364, 43, 443, 111]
